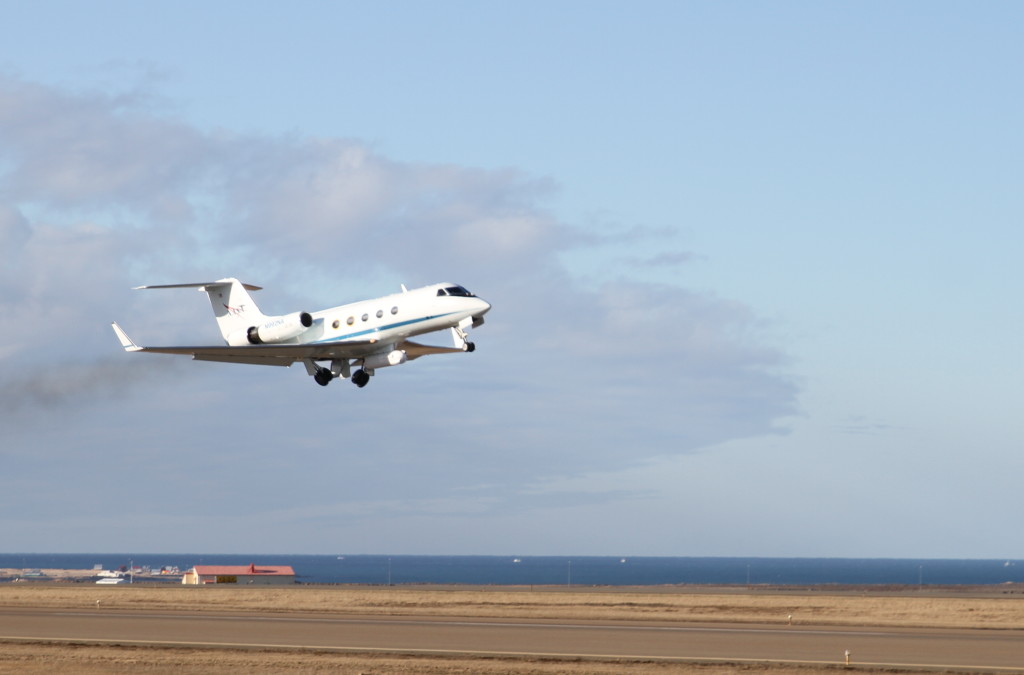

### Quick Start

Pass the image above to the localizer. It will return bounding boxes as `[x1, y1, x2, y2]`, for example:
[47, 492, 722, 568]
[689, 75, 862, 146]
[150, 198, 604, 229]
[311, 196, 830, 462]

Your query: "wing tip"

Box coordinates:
[111, 322, 143, 352]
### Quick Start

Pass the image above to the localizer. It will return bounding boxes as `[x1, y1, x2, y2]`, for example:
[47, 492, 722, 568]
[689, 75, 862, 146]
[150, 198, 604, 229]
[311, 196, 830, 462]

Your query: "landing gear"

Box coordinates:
[313, 367, 333, 386]
[451, 324, 476, 352]
[306, 358, 370, 388]
[351, 369, 371, 388]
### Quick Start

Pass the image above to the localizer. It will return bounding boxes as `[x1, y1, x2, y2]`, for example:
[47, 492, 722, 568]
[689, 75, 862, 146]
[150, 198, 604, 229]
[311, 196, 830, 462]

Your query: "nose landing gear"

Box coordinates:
[451, 324, 476, 352]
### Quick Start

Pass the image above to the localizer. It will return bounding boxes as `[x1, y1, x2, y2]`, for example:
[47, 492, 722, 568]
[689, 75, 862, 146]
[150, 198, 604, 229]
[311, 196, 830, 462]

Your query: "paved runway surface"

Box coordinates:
[2, 608, 1024, 671]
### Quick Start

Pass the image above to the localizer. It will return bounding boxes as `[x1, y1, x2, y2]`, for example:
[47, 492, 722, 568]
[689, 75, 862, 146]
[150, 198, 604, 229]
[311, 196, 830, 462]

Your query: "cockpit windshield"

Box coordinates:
[437, 285, 475, 297]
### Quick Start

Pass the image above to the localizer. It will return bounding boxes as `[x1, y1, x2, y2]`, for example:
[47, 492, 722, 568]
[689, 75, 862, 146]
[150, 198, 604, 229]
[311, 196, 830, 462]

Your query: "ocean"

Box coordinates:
[2, 554, 1023, 586]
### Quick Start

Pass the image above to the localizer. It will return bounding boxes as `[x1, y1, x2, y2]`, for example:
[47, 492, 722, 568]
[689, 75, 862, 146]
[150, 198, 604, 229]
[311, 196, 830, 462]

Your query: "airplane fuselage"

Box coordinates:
[297, 283, 489, 350]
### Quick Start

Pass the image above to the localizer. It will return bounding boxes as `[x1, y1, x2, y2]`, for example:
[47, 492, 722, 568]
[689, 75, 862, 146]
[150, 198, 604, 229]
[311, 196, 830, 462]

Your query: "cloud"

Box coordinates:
[0, 74, 572, 284]
[0, 74, 798, 547]
[631, 251, 699, 268]
[834, 416, 904, 435]
[214, 138, 570, 283]
[0, 77, 207, 221]
[0, 204, 31, 260]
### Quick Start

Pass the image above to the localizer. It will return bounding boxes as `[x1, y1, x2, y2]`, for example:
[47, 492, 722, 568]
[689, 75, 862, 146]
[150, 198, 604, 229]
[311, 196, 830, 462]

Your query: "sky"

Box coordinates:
[1, 2, 1022, 558]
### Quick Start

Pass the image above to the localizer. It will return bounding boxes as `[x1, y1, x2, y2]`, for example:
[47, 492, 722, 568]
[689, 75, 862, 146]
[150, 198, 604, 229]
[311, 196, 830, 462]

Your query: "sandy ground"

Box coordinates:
[2, 581, 1024, 673]
[0, 643, 857, 675]
[4, 581, 1024, 628]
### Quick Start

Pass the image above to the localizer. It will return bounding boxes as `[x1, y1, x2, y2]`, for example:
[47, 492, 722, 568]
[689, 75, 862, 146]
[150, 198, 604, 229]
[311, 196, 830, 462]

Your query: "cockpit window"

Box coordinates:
[443, 285, 474, 297]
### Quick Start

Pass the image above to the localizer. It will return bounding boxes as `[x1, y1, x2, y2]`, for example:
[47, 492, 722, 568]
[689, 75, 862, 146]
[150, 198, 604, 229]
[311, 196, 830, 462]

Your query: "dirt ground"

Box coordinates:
[2, 582, 1023, 673]
[0, 643, 879, 675]
[4, 582, 1024, 628]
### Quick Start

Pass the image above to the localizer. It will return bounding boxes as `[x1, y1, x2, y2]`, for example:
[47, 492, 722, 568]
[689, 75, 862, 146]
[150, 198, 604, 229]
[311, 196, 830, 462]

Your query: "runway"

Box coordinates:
[2, 607, 1024, 671]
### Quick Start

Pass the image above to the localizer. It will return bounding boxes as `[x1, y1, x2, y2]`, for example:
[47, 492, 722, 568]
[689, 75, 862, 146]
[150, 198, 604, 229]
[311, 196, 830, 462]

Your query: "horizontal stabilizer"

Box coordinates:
[133, 280, 262, 291]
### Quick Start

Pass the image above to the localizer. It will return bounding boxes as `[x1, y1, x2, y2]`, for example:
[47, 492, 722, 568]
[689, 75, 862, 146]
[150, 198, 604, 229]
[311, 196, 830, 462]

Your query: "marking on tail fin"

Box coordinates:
[132, 278, 267, 342]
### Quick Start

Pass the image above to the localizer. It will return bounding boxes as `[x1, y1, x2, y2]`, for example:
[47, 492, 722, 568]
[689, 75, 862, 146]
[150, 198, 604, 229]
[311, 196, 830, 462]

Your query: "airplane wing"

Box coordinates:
[112, 323, 463, 367]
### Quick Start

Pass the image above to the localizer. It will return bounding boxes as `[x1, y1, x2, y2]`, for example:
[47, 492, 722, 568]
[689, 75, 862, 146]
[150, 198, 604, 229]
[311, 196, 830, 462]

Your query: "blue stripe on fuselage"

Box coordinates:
[308, 311, 460, 345]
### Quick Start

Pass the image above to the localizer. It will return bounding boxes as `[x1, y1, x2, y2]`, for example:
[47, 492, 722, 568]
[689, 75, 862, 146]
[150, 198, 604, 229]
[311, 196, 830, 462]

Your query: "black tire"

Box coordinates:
[314, 368, 332, 386]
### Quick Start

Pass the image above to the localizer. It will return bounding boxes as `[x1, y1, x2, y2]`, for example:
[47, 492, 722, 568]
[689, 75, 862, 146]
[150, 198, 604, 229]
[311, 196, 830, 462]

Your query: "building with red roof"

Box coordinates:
[182, 563, 296, 585]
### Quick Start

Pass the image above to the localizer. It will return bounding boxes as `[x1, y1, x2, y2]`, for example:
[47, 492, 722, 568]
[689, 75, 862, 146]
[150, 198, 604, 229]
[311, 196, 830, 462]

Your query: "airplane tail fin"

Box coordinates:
[135, 278, 266, 342]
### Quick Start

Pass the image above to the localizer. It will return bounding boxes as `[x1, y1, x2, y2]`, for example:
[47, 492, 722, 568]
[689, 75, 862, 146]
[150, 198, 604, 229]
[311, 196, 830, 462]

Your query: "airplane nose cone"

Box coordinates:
[476, 298, 492, 315]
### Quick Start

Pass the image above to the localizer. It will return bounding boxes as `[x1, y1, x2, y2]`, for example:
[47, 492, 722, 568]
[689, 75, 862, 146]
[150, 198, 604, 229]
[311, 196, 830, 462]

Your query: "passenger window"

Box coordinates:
[361, 314, 368, 322]
[347, 316, 355, 326]
[332, 319, 340, 329]
[391, 306, 398, 315]
[376, 309, 383, 318]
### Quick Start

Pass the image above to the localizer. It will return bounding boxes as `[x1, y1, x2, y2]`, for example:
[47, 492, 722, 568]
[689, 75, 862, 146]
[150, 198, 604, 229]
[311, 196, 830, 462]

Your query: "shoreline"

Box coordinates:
[5, 568, 1024, 598]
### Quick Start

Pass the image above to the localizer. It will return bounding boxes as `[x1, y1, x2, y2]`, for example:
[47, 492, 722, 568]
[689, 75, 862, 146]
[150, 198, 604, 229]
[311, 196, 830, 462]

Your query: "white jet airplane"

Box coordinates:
[111, 278, 490, 388]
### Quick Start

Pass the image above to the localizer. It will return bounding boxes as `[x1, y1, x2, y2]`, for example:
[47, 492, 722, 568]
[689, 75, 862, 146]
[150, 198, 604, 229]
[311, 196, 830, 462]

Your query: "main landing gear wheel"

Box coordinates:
[351, 369, 370, 388]
[465, 341, 476, 352]
[313, 368, 333, 386]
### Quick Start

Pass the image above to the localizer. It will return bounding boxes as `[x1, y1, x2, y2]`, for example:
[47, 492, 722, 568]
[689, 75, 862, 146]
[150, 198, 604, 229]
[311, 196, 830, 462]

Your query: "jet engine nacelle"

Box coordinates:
[363, 349, 408, 370]
[227, 312, 313, 345]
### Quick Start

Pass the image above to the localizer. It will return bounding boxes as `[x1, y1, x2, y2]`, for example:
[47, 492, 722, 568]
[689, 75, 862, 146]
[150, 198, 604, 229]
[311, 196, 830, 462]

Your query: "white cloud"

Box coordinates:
[0, 74, 797, 551]
[0, 205, 31, 260]
[0, 77, 207, 219]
